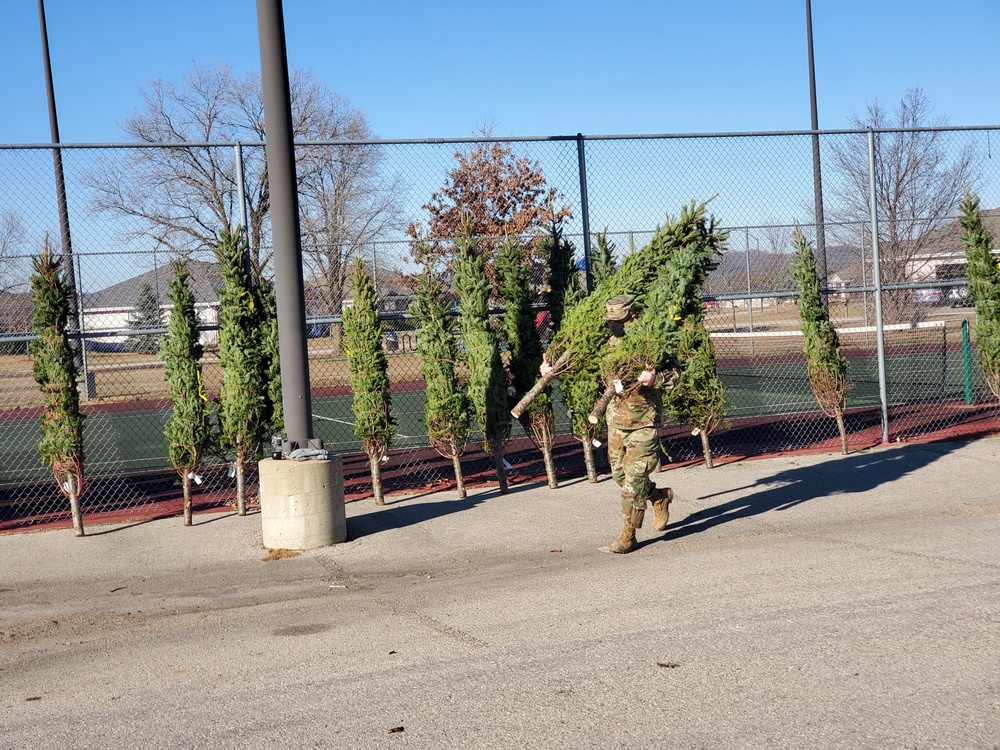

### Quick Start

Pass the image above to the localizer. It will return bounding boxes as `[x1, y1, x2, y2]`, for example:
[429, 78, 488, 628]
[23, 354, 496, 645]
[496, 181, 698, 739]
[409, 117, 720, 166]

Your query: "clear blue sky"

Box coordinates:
[4, 0, 1000, 144]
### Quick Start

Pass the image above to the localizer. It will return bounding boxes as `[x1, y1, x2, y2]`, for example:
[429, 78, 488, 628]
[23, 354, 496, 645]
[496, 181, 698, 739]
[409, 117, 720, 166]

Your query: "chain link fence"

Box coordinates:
[3, 127, 1000, 530]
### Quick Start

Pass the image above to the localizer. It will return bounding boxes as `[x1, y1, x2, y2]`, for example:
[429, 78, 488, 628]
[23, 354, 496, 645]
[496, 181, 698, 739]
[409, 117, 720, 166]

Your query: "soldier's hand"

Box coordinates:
[637, 368, 656, 387]
[540, 355, 555, 379]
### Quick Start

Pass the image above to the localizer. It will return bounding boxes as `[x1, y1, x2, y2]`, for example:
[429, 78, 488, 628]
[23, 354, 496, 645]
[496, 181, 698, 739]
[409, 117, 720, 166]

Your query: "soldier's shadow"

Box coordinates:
[641, 442, 962, 548]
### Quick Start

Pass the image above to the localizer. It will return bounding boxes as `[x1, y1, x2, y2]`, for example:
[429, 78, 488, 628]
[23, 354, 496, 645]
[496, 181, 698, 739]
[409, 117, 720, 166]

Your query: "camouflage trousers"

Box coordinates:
[608, 425, 661, 517]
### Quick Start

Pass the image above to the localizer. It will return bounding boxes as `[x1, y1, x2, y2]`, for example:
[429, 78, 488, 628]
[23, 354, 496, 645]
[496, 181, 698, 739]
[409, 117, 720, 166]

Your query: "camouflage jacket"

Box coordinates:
[606, 334, 680, 431]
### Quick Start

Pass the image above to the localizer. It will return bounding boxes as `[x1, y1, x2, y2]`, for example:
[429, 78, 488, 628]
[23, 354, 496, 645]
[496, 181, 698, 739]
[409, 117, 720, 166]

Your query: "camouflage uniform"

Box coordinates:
[601, 294, 679, 553]
[607, 361, 678, 520]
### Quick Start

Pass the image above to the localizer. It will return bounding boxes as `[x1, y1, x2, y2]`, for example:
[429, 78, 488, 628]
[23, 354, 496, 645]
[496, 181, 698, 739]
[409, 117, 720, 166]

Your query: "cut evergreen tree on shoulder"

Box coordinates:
[497, 237, 558, 488]
[124, 280, 162, 354]
[791, 227, 850, 454]
[162, 260, 213, 526]
[343, 258, 394, 505]
[591, 210, 725, 422]
[668, 319, 729, 468]
[30, 242, 86, 536]
[512, 200, 724, 418]
[454, 224, 511, 493]
[410, 253, 470, 497]
[960, 190, 1000, 400]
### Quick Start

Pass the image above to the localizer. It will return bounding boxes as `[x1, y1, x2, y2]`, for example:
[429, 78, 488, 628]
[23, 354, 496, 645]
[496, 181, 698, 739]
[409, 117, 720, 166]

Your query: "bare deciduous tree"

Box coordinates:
[298, 132, 404, 317]
[829, 88, 978, 322]
[1, 211, 29, 294]
[86, 62, 402, 313]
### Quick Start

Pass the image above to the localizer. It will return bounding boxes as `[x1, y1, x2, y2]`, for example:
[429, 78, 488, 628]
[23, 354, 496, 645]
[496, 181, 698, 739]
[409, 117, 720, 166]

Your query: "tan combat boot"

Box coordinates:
[599, 514, 637, 554]
[650, 486, 673, 531]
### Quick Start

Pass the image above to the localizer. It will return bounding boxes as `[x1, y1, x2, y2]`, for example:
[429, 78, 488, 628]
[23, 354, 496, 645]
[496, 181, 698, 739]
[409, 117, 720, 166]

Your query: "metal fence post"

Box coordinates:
[867, 128, 890, 444]
[234, 141, 253, 280]
[962, 318, 974, 405]
[745, 226, 754, 355]
[75, 252, 94, 400]
[576, 133, 594, 293]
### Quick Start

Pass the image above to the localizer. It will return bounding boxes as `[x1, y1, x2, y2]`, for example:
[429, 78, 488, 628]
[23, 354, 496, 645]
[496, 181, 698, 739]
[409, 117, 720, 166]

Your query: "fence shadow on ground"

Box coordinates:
[347, 474, 567, 540]
[650, 441, 961, 549]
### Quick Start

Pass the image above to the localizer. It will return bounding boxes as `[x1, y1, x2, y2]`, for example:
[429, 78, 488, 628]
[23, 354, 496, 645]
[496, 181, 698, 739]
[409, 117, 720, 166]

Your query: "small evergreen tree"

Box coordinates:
[124, 281, 162, 354]
[669, 319, 729, 468]
[162, 261, 213, 526]
[560, 338, 605, 483]
[454, 223, 511, 493]
[497, 237, 558, 488]
[410, 253, 470, 496]
[258, 277, 284, 437]
[960, 191, 1000, 400]
[591, 228, 618, 288]
[541, 221, 579, 335]
[791, 227, 850, 454]
[30, 242, 85, 536]
[343, 259, 394, 505]
[214, 228, 268, 514]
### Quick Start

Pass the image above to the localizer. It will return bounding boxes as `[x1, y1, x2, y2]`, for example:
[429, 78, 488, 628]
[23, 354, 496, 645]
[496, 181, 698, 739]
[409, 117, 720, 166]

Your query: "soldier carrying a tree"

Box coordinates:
[542, 293, 678, 554]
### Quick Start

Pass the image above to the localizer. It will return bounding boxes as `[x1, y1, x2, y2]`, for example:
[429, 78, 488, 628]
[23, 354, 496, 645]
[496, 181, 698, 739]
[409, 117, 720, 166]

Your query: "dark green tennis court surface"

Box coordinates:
[0, 348, 982, 484]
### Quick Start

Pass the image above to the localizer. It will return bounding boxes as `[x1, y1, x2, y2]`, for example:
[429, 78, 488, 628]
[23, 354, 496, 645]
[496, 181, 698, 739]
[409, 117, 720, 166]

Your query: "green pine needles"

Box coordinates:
[124, 281, 162, 354]
[162, 260, 213, 526]
[343, 258, 394, 505]
[454, 225, 511, 493]
[669, 319, 729, 468]
[497, 237, 558, 488]
[599, 224, 721, 393]
[959, 191, 1000, 400]
[591, 228, 617, 288]
[511, 200, 724, 418]
[558, 328, 605, 482]
[410, 254, 470, 497]
[214, 228, 275, 514]
[30, 244, 86, 536]
[258, 277, 283, 438]
[791, 228, 850, 454]
[541, 221, 581, 335]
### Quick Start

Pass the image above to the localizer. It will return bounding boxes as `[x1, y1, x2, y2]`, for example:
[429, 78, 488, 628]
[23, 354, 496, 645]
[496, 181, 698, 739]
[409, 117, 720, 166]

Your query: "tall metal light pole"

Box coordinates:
[37, 0, 80, 354]
[255, 0, 345, 552]
[806, 0, 828, 297]
[256, 0, 319, 450]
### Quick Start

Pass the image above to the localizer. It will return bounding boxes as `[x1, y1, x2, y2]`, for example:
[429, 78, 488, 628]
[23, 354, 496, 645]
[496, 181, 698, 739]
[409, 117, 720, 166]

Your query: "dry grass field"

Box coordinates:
[0, 338, 426, 410]
[0, 301, 975, 411]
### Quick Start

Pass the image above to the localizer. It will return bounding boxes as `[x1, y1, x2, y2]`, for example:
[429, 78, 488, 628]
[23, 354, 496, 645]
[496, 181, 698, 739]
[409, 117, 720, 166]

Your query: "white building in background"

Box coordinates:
[80, 260, 223, 351]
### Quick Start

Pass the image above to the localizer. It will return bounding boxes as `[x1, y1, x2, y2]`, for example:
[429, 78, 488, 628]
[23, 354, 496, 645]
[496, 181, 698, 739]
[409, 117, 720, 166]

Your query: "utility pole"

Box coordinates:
[37, 0, 81, 360]
[255, 0, 318, 451]
[806, 0, 828, 301]
[255, 0, 345, 550]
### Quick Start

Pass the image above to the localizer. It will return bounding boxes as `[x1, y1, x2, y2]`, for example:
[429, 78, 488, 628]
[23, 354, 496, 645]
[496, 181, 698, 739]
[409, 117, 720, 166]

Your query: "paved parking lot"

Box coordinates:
[2, 439, 999, 749]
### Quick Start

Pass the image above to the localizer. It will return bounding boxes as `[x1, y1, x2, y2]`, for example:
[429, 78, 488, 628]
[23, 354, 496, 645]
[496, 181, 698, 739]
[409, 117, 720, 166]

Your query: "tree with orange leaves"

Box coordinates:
[408, 140, 571, 274]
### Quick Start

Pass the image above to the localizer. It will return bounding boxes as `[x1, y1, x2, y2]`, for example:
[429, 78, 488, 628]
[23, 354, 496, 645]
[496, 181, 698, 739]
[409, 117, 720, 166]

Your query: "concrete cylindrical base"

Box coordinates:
[258, 456, 347, 550]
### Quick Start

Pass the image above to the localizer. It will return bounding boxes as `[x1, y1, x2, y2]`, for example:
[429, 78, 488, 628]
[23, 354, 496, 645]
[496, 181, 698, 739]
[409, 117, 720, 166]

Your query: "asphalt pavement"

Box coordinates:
[2, 438, 999, 749]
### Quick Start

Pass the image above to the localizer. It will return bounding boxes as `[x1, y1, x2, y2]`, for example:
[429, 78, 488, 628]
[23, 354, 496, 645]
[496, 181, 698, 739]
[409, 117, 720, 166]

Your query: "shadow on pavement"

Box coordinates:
[347, 476, 582, 540]
[347, 493, 488, 540]
[646, 442, 962, 548]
